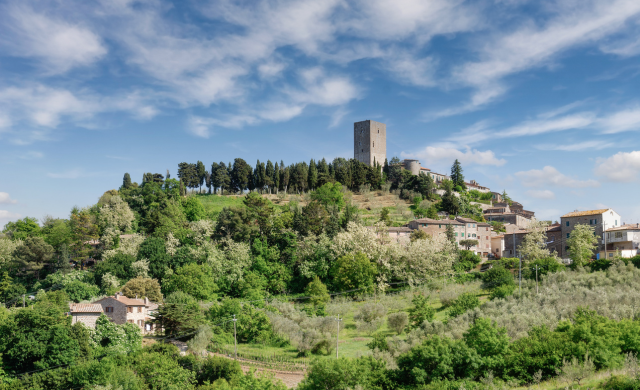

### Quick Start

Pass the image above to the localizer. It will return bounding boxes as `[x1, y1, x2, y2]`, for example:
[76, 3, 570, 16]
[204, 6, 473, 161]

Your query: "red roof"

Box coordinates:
[69, 303, 103, 313]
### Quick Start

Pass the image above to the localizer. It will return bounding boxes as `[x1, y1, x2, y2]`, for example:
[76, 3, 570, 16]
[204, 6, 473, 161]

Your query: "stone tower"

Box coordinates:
[354, 120, 386, 167]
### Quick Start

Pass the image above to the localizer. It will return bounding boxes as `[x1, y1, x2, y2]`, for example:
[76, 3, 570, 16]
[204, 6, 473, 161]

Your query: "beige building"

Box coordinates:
[491, 235, 505, 258]
[561, 209, 621, 255]
[94, 294, 158, 333]
[354, 120, 386, 167]
[69, 303, 103, 328]
[600, 224, 640, 259]
[407, 217, 492, 257]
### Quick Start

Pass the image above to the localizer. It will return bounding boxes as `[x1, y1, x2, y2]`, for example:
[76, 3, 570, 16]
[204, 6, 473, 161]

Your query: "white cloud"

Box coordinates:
[402, 146, 507, 166]
[515, 166, 600, 188]
[0, 210, 21, 222]
[594, 150, 640, 182]
[3, 4, 106, 73]
[449, 0, 640, 111]
[598, 107, 640, 133]
[0, 193, 18, 204]
[526, 189, 556, 200]
[534, 140, 615, 151]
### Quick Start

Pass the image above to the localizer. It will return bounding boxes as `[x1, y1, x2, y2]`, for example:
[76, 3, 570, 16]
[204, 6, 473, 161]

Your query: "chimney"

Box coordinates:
[136, 295, 138, 299]
[144, 297, 149, 305]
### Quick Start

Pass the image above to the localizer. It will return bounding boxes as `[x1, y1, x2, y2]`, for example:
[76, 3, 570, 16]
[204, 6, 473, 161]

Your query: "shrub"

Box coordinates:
[354, 303, 387, 334]
[64, 280, 100, 303]
[490, 284, 516, 300]
[367, 333, 389, 351]
[387, 312, 409, 335]
[448, 293, 480, 317]
[409, 294, 435, 329]
[439, 281, 482, 307]
[453, 250, 482, 272]
[482, 266, 515, 289]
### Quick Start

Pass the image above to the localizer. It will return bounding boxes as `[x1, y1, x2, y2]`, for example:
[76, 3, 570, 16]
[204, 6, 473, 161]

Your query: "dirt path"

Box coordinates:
[211, 352, 305, 389]
[163, 340, 306, 388]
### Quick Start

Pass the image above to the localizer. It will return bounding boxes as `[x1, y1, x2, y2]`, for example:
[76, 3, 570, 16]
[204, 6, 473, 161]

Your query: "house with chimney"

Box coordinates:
[407, 216, 492, 257]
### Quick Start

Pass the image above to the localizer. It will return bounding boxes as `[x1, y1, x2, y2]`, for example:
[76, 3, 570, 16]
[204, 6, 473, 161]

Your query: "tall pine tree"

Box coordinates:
[450, 159, 465, 190]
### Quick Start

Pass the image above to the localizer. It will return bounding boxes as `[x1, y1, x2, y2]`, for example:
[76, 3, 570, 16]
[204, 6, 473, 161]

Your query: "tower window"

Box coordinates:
[373, 142, 374, 147]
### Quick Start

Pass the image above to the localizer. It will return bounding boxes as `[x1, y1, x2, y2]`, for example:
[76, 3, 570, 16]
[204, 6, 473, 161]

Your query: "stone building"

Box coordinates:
[502, 223, 566, 259]
[93, 293, 157, 333]
[407, 217, 492, 257]
[483, 202, 535, 229]
[69, 303, 103, 328]
[354, 120, 386, 167]
[561, 208, 621, 255]
[601, 224, 640, 259]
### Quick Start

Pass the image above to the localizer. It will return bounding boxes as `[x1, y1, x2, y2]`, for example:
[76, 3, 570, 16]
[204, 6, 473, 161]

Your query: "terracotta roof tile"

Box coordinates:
[69, 303, 103, 313]
[561, 209, 611, 218]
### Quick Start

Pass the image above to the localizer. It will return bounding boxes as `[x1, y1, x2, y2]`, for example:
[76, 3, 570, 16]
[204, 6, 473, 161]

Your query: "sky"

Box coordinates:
[2, 0, 640, 227]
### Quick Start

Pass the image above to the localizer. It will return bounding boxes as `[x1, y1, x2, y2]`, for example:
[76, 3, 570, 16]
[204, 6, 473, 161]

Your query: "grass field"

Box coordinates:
[222, 280, 487, 363]
[193, 190, 416, 226]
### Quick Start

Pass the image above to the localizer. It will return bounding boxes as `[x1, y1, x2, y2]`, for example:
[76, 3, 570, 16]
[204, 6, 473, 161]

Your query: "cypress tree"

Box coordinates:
[122, 173, 132, 189]
[308, 159, 318, 191]
[273, 162, 280, 194]
[196, 161, 206, 193]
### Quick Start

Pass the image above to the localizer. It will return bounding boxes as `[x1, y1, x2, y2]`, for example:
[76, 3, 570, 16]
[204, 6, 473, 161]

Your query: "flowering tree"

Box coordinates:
[518, 221, 552, 262]
[98, 195, 135, 232]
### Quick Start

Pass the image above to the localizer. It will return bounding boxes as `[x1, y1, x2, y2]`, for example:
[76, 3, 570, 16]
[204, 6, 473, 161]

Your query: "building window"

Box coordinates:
[373, 142, 375, 147]
[455, 233, 458, 237]
[105, 307, 113, 313]
[609, 253, 614, 258]
[566, 221, 570, 226]
[615, 232, 623, 238]
[566, 233, 570, 238]
[615, 220, 618, 226]
[127, 307, 132, 313]
[439, 224, 442, 228]
[472, 234, 476, 238]
[137, 307, 143, 313]
[127, 320, 134, 324]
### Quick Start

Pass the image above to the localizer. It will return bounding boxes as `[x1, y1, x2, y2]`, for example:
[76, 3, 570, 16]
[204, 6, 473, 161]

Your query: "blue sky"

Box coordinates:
[2, 0, 640, 226]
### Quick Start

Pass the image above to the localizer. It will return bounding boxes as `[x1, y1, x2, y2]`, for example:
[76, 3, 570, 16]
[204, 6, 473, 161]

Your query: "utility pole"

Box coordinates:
[533, 265, 540, 294]
[603, 221, 607, 260]
[335, 315, 342, 359]
[233, 314, 237, 360]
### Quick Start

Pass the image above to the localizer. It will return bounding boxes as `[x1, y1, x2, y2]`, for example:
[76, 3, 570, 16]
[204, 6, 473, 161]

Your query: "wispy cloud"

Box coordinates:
[440, 0, 640, 116]
[534, 140, 615, 151]
[526, 189, 556, 200]
[46, 169, 101, 179]
[515, 166, 600, 188]
[19, 151, 44, 159]
[402, 146, 506, 167]
[2, 3, 106, 74]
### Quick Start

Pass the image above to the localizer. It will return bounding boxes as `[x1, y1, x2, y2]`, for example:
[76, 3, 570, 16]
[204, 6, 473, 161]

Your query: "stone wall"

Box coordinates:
[71, 313, 100, 328]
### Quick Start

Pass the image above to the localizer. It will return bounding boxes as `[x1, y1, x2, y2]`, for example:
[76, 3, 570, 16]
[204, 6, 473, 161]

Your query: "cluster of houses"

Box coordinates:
[68, 293, 159, 333]
[385, 205, 639, 261]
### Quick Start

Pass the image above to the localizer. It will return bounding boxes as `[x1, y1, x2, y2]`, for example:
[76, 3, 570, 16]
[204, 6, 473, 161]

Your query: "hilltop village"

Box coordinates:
[1, 119, 639, 390]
